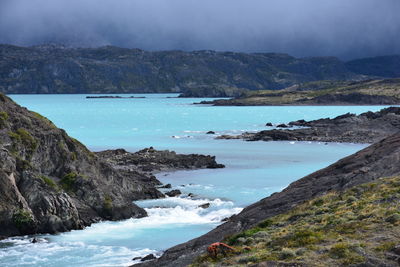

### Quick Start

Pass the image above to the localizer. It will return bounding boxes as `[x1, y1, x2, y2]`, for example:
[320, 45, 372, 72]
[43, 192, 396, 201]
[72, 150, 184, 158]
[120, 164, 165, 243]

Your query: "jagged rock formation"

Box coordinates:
[0, 94, 223, 238]
[217, 107, 400, 144]
[135, 132, 400, 267]
[0, 44, 376, 96]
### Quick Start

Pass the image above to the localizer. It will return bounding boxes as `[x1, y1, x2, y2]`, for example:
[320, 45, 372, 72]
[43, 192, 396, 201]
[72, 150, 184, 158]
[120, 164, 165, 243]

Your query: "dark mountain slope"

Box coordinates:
[136, 132, 400, 266]
[346, 55, 400, 78]
[0, 44, 362, 96]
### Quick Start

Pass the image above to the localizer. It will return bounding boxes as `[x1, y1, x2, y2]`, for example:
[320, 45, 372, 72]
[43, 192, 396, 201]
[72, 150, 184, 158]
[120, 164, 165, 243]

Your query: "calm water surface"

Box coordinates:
[0, 94, 386, 266]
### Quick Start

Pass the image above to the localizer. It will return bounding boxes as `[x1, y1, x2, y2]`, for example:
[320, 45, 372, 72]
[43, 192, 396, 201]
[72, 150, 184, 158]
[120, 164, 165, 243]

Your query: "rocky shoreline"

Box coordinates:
[136, 129, 400, 267]
[217, 107, 400, 144]
[199, 93, 400, 106]
[135, 107, 400, 266]
[86, 96, 146, 99]
[0, 93, 224, 238]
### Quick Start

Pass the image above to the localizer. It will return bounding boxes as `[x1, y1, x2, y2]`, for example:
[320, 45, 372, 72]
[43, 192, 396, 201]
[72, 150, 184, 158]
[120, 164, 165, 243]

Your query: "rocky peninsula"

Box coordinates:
[217, 107, 400, 144]
[199, 79, 400, 106]
[0, 93, 223, 238]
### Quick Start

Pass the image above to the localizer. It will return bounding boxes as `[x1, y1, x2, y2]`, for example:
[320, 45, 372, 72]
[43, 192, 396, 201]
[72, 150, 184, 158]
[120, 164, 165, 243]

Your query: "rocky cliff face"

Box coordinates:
[0, 93, 163, 237]
[0, 94, 224, 238]
[0, 44, 369, 96]
[136, 132, 400, 267]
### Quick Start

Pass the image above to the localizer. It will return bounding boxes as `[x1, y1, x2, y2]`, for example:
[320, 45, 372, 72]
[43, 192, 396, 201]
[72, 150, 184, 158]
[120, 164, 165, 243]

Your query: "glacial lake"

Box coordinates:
[0, 94, 389, 267]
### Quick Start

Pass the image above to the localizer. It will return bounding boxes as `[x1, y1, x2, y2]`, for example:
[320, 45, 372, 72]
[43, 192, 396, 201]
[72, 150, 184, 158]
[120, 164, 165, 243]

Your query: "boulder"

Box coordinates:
[198, 203, 210, 209]
[165, 190, 182, 197]
[140, 254, 156, 262]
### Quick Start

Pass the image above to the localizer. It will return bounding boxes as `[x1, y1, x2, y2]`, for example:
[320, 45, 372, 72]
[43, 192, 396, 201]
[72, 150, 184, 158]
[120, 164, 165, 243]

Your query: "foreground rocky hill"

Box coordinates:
[136, 132, 400, 266]
[0, 93, 223, 238]
[192, 176, 400, 266]
[218, 107, 400, 144]
[1, 44, 394, 96]
[199, 78, 400, 105]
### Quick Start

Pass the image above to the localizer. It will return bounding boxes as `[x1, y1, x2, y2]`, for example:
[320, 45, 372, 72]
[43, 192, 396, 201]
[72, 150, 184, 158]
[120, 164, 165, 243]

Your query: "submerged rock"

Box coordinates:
[140, 254, 156, 262]
[198, 203, 210, 209]
[165, 190, 182, 197]
[206, 131, 216, 134]
[158, 184, 172, 189]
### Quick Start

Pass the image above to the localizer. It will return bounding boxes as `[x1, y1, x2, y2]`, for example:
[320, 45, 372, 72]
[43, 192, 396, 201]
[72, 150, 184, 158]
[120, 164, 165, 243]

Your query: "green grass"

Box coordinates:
[0, 111, 9, 120]
[59, 172, 79, 192]
[12, 209, 34, 231]
[8, 128, 38, 151]
[103, 195, 113, 211]
[31, 111, 57, 128]
[0, 111, 9, 127]
[39, 175, 58, 190]
[191, 176, 400, 266]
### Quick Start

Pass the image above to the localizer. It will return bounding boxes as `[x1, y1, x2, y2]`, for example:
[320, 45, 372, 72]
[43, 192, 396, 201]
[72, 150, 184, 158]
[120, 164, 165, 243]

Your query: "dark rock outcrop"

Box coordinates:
[165, 190, 182, 197]
[158, 184, 172, 189]
[135, 132, 400, 267]
[140, 254, 156, 262]
[96, 147, 225, 172]
[198, 203, 210, 209]
[219, 107, 400, 144]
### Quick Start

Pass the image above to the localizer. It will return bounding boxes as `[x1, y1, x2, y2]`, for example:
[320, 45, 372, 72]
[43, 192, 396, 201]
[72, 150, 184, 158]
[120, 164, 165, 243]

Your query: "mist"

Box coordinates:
[0, 0, 399, 59]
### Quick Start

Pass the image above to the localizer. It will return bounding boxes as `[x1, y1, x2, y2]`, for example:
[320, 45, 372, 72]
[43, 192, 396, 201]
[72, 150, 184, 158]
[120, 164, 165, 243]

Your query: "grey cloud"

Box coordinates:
[0, 0, 399, 59]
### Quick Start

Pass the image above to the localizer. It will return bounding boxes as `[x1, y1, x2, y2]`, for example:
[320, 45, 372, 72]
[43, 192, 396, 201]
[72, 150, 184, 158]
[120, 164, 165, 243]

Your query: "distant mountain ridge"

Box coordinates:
[1, 44, 398, 96]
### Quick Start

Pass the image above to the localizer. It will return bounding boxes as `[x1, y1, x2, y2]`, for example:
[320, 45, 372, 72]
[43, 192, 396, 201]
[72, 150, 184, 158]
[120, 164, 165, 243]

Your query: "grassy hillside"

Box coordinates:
[192, 176, 400, 266]
[201, 78, 400, 105]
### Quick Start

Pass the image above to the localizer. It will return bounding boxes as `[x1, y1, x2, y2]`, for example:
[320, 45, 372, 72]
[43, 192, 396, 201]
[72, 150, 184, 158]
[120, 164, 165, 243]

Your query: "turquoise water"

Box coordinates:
[0, 94, 386, 266]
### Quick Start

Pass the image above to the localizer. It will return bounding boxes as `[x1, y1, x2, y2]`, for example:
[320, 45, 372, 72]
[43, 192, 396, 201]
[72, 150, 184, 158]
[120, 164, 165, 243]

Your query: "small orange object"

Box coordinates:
[207, 242, 235, 257]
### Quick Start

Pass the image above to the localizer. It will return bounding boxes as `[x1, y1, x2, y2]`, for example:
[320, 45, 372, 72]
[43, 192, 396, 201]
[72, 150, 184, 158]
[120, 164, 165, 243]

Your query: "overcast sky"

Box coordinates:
[0, 0, 399, 59]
